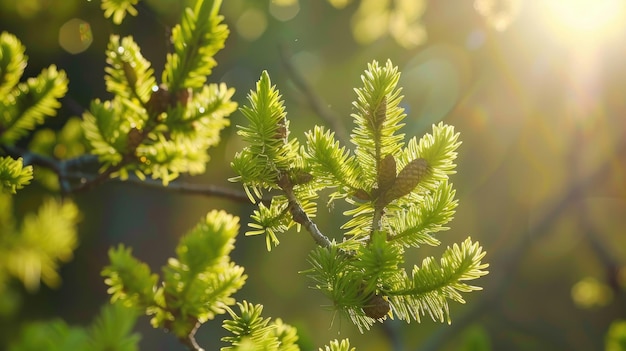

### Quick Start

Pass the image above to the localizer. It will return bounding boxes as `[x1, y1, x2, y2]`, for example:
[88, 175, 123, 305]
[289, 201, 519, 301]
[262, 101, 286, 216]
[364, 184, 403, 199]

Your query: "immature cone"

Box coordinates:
[378, 154, 397, 193]
[122, 61, 137, 88]
[383, 158, 428, 203]
[175, 88, 192, 108]
[126, 127, 143, 151]
[146, 85, 171, 115]
[290, 169, 313, 185]
[274, 124, 288, 142]
[363, 294, 390, 319]
[372, 96, 387, 130]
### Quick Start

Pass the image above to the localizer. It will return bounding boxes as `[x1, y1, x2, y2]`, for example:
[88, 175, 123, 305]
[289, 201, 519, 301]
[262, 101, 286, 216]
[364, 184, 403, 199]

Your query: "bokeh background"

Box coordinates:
[1, 0, 625, 350]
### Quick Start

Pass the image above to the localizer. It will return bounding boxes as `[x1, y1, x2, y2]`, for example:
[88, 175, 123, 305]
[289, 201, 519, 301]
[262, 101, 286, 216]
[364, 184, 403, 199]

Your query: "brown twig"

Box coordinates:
[1, 145, 264, 204]
[126, 175, 268, 205]
[277, 172, 332, 248]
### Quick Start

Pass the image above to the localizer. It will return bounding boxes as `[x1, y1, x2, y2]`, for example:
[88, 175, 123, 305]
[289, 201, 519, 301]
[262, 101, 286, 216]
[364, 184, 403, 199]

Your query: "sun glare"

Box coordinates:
[540, 0, 626, 44]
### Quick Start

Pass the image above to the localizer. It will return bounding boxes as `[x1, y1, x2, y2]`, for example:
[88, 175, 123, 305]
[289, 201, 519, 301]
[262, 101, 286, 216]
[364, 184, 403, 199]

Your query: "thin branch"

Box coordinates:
[69, 161, 127, 194]
[180, 322, 205, 351]
[288, 197, 332, 248]
[1, 145, 263, 204]
[2, 145, 99, 193]
[277, 172, 332, 248]
[278, 43, 349, 143]
[125, 175, 266, 204]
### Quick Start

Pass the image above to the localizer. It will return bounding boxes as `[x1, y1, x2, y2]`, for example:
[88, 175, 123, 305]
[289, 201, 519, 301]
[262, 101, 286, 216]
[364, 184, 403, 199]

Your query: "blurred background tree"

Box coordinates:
[0, 0, 625, 350]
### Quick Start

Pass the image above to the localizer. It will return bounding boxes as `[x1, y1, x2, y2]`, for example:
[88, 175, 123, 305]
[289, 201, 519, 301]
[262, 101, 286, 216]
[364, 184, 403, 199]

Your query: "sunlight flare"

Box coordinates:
[540, 0, 625, 44]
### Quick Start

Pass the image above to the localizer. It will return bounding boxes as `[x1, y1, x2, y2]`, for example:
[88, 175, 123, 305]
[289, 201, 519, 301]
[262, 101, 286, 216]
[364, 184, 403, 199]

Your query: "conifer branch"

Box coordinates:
[101, 0, 139, 25]
[0, 156, 32, 193]
[0, 64, 68, 144]
[1, 145, 257, 203]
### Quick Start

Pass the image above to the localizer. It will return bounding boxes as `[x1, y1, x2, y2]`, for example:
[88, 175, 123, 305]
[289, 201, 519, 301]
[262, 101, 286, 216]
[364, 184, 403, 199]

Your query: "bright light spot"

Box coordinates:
[58, 18, 93, 54]
[327, 0, 351, 9]
[571, 277, 613, 308]
[236, 8, 267, 41]
[269, 0, 300, 22]
[540, 0, 626, 44]
[352, 1, 389, 45]
[474, 0, 522, 31]
[535, 0, 626, 125]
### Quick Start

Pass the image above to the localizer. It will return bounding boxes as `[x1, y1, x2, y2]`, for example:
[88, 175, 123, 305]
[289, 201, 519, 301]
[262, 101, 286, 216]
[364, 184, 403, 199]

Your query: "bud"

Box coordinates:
[378, 154, 397, 192]
[122, 61, 137, 88]
[291, 169, 313, 185]
[146, 85, 171, 115]
[126, 127, 143, 151]
[372, 96, 387, 130]
[274, 124, 288, 141]
[175, 87, 192, 108]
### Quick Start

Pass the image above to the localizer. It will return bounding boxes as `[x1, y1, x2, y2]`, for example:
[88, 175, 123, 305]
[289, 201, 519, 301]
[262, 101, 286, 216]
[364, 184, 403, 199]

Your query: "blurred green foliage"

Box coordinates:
[9, 302, 141, 351]
[606, 320, 626, 351]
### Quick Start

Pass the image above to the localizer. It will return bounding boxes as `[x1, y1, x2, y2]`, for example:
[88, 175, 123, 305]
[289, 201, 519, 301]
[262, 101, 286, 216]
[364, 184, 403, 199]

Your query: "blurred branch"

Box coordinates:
[415, 158, 613, 351]
[583, 219, 624, 294]
[2, 144, 98, 194]
[126, 175, 265, 205]
[379, 320, 404, 351]
[1, 145, 260, 204]
[495, 313, 574, 350]
[278, 43, 349, 143]
[415, 28, 626, 350]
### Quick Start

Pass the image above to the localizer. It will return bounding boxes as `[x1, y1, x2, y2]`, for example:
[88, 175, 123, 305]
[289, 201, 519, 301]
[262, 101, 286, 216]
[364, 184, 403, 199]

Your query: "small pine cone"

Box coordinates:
[122, 61, 137, 88]
[363, 294, 390, 319]
[378, 154, 397, 192]
[126, 127, 143, 151]
[384, 158, 428, 202]
[291, 169, 313, 185]
[146, 85, 171, 115]
[372, 96, 387, 130]
[276, 171, 292, 190]
[274, 124, 288, 141]
[174, 88, 192, 108]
